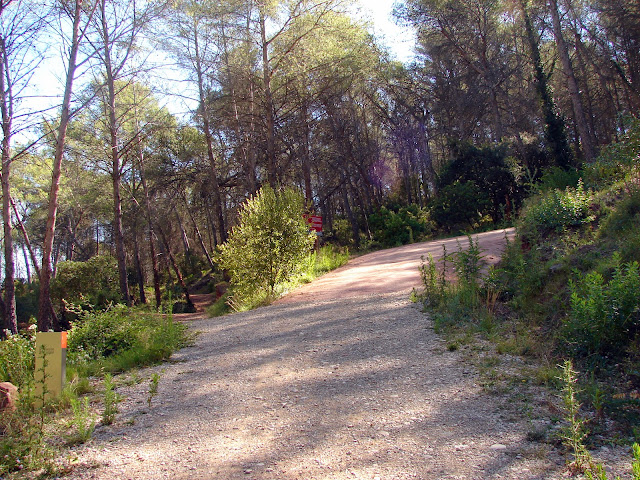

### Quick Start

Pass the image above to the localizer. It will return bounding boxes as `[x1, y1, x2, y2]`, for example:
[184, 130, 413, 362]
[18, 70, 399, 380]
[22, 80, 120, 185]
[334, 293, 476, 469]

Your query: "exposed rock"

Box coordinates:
[0, 382, 18, 412]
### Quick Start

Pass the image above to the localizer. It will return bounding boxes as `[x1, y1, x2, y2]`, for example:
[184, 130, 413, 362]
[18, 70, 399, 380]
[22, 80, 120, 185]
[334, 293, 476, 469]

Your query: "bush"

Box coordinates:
[67, 305, 188, 374]
[437, 141, 522, 223]
[537, 166, 581, 192]
[519, 179, 593, 236]
[51, 255, 120, 310]
[430, 181, 489, 230]
[0, 330, 35, 387]
[217, 186, 315, 302]
[369, 204, 432, 247]
[564, 256, 640, 359]
[584, 116, 640, 187]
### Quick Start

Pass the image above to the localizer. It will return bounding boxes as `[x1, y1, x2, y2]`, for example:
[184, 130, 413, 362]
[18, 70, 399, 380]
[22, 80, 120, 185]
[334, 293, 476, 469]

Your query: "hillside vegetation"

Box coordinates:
[418, 118, 640, 452]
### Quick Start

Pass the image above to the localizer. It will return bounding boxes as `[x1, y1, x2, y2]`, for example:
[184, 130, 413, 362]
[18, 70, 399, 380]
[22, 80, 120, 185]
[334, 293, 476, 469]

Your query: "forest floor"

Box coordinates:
[68, 229, 633, 480]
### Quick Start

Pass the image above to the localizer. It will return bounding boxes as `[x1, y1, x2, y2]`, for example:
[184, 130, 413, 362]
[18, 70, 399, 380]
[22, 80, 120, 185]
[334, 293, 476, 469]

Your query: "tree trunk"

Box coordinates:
[132, 225, 146, 305]
[520, 0, 573, 169]
[102, 1, 131, 306]
[183, 195, 215, 269]
[39, 0, 89, 331]
[301, 102, 313, 204]
[10, 196, 40, 278]
[193, 19, 227, 243]
[137, 137, 162, 309]
[548, 0, 596, 162]
[341, 179, 360, 248]
[259, 7, 277, 188]
[175, 210, 191, 256]
[158, 225, 193, 312]
[0, 31, 17, 334]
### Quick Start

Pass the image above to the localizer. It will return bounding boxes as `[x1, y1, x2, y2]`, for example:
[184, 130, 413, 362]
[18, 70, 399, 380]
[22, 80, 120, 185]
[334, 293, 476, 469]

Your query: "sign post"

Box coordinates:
[35, 332, 67, 403]
[304, 214, 323, 252]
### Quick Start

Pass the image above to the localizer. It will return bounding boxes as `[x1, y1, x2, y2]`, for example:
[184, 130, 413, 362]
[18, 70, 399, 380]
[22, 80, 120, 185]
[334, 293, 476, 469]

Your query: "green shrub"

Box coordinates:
[369, 205, 432, 247]
[564, 256, 640, 359]
[519, 179, 593, 236]
[217, 186, 315, 303]
[585, 116, 640, 187]
[537, 166, 581, 192]
[0, 329, 35, 387]
[51, 255, 120, 310]
[67, 305, 188, 375]
[437, 141, 522, 223]
[430, 181, 489, 230]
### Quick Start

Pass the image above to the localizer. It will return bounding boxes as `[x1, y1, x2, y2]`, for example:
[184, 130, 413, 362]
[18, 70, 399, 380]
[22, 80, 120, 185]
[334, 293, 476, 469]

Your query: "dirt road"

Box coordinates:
[70, 229, 579, 480]
[277, 229, 515, 304]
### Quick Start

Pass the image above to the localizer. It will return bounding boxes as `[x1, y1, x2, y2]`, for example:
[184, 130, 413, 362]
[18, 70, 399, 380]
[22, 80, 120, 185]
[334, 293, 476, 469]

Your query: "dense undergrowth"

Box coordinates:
[0, 306, 188, 476]
[415, 117, 640, 475]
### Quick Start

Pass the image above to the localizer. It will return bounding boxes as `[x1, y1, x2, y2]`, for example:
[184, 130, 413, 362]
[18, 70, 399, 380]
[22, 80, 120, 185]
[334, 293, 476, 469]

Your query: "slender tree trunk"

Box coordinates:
[548, 0, 596, 162]
[489, 87, 504, 142]
[341, 179, 359, 248]
[183, 195, 215, 269]
[259, 7, 277, 188]
[1, 142, 16, 335]
[301, 102, 313, 204]
[38, 0, 88, 331]
[175, 210, 191, 256]
[132, 227, 146, 305]
[10, 196, 40, 278]
[193, 20, 226, 243]
[520, 0, 573, 169]
[0, 30, 17, 334]
[102, 1, 130, 306]
[137, 138, 162, 309]
[158, 224, 193, 311]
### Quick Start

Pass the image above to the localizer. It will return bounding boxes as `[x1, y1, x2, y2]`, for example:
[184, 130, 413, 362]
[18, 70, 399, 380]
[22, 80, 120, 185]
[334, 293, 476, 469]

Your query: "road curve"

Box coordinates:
[276, 228, 515, 305]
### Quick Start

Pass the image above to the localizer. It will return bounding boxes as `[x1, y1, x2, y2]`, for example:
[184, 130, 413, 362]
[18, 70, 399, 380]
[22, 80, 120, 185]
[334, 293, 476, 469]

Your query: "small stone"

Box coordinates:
[490, 444, 507, 450]
[0, 382, 18, 412]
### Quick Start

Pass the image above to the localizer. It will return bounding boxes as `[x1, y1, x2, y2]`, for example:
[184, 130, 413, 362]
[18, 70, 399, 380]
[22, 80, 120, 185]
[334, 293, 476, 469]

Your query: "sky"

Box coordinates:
[358, 0, 416, 63]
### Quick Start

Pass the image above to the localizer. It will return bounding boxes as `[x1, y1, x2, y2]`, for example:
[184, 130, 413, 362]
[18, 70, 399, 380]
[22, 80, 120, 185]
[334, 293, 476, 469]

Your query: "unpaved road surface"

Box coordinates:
[71, 229, 624, 479]
[276, 229, 515, 304]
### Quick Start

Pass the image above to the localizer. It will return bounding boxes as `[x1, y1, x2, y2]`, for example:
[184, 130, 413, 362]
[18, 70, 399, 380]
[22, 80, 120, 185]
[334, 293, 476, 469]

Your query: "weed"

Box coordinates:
[102, 373, 118, 425]
[559, 360, 591, 473]
[148, 371, 162, 408]
[419, 254, 444, 307]
[68, 396, 95, 444]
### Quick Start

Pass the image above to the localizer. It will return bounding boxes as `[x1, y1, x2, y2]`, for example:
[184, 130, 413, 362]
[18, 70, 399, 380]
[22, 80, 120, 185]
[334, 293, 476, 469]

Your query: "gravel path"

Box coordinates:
[69, 230, 602, 479]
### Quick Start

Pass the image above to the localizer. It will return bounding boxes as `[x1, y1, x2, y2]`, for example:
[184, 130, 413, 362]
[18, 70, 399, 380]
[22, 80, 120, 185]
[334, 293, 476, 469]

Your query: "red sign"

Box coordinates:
[304, 214, 323, 233]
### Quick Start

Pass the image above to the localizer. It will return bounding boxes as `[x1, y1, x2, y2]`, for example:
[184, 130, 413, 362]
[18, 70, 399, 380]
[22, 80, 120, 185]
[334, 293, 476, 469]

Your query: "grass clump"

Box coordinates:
[68, 305, 189, 376]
